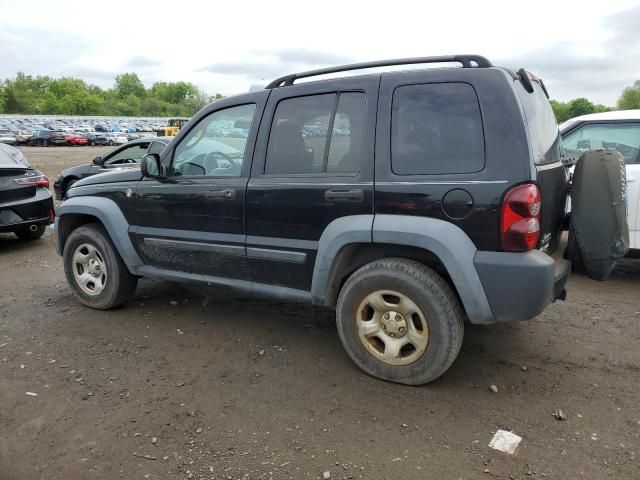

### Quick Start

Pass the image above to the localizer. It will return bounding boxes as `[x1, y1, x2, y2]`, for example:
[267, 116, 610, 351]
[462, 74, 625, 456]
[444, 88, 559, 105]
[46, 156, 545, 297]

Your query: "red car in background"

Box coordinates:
[64, 134, 89, 146]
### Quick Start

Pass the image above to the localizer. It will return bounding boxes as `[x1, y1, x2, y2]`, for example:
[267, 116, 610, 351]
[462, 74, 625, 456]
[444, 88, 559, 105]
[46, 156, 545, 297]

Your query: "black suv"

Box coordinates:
[53, 55, 570, 384]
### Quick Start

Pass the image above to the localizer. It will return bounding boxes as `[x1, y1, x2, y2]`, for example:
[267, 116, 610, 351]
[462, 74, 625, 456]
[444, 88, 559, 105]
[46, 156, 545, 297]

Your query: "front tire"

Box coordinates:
[336, 258, 464, 385]
[63, 223, 137, 309]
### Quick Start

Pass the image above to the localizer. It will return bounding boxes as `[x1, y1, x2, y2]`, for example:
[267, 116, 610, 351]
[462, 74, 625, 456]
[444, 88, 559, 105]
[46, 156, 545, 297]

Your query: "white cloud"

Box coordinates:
[0, 0, 639, 105]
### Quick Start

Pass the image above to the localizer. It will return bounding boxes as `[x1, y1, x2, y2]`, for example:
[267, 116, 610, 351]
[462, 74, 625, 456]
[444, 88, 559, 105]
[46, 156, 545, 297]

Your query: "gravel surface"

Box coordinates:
[0, 147, 639, 479]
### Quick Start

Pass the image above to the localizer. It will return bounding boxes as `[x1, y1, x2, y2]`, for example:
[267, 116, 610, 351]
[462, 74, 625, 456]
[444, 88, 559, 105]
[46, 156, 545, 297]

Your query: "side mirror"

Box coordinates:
[141, 153, 164, 178]
[92, 156, 104, 165]
[147, 140, 167, 155]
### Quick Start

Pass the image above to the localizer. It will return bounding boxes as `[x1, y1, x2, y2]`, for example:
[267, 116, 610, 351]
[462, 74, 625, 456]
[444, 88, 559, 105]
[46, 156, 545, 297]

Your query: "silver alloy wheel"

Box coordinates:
[355, 290, 429, 366]
[72, 243, 107, 296]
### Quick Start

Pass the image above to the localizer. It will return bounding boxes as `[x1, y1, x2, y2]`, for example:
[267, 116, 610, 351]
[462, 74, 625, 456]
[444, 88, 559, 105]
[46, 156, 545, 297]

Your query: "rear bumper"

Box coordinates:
[474, 250, 570, 323]
[0, 188, 53, 232]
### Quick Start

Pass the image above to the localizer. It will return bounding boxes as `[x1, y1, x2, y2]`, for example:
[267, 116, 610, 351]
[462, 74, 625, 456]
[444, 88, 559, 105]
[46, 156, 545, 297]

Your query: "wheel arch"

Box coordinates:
[311, 214, 495, 324]
[55, 197, 142, 268]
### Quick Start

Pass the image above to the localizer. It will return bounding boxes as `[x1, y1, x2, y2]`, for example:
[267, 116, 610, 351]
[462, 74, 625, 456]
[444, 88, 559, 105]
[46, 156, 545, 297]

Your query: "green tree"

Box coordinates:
[114, 73, 146, 99]
[0, 83, 5, 113]
[567, 97, 595, 118]
[186, 89, 211, 114]
[617, 80, 640, 110]
[0, 71, 223, 116]
[550, 99, 571, 123]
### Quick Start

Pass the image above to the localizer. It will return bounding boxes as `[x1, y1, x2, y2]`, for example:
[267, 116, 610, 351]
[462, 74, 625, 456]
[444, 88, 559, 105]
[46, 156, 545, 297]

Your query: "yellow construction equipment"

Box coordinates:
[156, 118, 189, 137]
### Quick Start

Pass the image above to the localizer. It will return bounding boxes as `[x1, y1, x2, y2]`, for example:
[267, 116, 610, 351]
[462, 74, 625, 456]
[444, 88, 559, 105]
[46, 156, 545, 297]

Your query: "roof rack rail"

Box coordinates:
[266, 54, 493, 89]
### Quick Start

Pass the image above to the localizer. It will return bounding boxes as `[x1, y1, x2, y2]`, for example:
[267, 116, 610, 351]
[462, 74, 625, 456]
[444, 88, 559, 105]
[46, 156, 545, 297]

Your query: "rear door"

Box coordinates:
[245, 78, 377, 290]
[514, 78, 566, 254]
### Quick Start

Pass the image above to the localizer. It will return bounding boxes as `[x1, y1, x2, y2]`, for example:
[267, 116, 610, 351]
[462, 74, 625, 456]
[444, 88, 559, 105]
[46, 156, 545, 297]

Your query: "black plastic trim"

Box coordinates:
[143, 237, 245, 256]
[266, 55, 493, 88]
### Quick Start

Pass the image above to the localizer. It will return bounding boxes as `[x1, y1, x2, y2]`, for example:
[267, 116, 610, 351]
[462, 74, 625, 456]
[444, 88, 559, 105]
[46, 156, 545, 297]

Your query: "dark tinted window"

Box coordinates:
[515, 81, 561, 165]
[327, 93, 366, 174]
[391, 83, 484, 175]
[266, 92, 366, 175]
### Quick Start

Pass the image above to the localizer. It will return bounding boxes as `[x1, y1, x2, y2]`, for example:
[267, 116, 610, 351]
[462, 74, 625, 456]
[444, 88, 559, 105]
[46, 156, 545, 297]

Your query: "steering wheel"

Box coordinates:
[203, 151, 240, 174]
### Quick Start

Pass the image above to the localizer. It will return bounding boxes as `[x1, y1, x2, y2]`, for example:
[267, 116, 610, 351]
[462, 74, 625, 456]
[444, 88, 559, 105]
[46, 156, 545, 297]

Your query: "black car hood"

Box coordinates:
[73, 167, 143, 187]
[60, 163, 93, 179]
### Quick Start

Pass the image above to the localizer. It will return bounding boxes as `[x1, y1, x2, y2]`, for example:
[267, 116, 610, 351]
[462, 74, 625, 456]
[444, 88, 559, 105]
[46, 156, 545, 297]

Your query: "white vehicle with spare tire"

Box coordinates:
[561, 110, 637, 273]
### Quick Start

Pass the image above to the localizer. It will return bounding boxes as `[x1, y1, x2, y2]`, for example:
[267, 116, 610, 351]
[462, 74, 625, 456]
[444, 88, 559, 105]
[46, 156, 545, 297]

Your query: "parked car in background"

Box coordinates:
[53, 137, 170, 199]
[560, 109, 640, 252]
[0, 143, 53, 239]
[0, 129, 17, 145]
[27, 129, 53, 146]
[47, 131, 68, 146]
[15, 129, 34, 144]
[83, 133, 109, 146]
[64, 133, 89, 146]
[104, 132, 129, 145]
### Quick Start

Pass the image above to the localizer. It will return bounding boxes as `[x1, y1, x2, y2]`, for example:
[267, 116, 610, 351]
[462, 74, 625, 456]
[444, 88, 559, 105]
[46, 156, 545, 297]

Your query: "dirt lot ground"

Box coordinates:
[1, 147, 639, 480]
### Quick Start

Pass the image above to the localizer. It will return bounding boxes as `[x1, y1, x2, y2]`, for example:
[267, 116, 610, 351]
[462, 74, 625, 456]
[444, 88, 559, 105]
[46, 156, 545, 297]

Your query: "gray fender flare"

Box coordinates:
[311, 215, 374, 303]
[55, 196, 143, 268]
[311, 214, 494, 324]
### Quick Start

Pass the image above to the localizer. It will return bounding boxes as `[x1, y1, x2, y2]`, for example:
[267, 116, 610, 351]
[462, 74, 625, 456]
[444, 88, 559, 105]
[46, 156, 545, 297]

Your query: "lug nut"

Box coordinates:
[395, 314, 401, 321]
[384, 313, 390, 320]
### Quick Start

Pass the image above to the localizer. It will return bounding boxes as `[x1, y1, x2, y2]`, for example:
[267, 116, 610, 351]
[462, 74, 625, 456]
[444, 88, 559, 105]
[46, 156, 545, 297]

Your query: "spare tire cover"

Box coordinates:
[570, 149, 629, 280]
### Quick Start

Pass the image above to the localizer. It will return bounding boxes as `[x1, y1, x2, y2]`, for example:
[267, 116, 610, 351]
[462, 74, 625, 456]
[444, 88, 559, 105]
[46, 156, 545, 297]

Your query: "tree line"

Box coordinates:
[1, 71, 640, 120]
[0, 72, 224, 117]
[549, 80, 640, 123]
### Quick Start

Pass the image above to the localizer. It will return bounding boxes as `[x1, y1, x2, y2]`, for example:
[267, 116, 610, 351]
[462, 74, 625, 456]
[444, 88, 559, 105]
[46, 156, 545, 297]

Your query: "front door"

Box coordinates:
[131, 94, 267, 278]
[245, 78, 378, 290]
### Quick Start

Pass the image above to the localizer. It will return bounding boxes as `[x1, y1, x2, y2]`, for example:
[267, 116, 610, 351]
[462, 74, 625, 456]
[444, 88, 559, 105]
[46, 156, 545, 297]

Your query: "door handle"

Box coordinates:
[324, 189, 364, 201]
[206, 189, 236, 200]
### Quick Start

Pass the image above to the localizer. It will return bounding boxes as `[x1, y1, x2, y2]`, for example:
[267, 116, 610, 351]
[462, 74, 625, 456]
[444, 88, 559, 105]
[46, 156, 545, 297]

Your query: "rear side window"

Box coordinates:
[265, 92, 366, 175]
[391, 83, 484, 175]
[515, 81, 561, 165]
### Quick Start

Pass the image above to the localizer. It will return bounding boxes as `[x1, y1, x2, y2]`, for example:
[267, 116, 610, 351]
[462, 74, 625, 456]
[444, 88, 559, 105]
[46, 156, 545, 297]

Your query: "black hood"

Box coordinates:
[60, 163, 93, 178]
[73, 167, 143, 188]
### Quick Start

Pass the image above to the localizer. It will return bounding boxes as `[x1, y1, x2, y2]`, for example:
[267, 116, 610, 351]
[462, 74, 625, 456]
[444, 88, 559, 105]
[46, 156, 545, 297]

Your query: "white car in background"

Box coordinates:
[103, 132, 129, 145]
[560, 110, 640, 252]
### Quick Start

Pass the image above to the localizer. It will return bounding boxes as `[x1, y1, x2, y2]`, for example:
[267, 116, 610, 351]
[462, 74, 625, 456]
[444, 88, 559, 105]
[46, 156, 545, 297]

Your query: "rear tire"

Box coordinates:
[336, 258, 464, 385]
[63, 223, 137, 309]
[15, 225, 46, 240]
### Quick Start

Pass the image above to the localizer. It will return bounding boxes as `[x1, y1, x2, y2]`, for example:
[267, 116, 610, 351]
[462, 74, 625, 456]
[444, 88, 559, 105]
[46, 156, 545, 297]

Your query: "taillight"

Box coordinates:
[49, 208, 55, 222]
[14, 173, 50, 189]
[500, 183, 541, 252]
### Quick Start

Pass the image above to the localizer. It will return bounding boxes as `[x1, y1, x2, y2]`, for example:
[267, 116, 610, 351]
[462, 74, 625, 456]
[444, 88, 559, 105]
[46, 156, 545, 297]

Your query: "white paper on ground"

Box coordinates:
[488, 429, 522, 454]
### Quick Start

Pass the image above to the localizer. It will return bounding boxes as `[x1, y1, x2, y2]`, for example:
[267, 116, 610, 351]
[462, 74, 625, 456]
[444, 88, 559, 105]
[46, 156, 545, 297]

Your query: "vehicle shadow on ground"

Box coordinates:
[0, 234, 44, 254]
[92, 278, 534, 388]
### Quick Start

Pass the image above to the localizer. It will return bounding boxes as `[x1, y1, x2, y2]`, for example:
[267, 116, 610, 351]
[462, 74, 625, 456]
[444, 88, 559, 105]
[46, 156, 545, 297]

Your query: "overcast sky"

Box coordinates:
[1, 0, 639, 106]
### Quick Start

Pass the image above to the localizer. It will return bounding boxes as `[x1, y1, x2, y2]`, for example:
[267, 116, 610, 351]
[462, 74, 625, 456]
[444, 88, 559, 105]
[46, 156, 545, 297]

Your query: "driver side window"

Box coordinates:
[104, 144, 148, 166]
[170, 104, 257, 177]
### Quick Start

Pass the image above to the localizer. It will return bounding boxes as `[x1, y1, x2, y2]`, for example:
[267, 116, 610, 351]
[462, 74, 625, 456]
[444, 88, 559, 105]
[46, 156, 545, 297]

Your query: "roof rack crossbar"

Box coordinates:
[266, 54, 492, 89]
